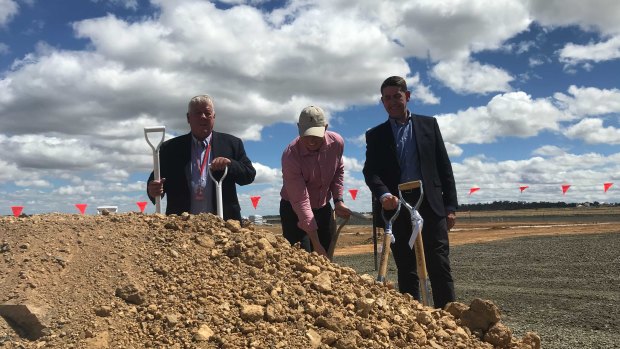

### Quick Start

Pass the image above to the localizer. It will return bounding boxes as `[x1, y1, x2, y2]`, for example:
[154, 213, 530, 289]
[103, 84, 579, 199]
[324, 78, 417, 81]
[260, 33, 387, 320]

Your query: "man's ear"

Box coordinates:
[186, 113, 190, 123]
[405, 90, 411, 102]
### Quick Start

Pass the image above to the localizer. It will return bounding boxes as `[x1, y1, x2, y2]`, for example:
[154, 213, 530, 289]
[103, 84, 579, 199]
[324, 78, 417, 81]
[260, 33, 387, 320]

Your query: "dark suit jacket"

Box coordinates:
[363, 114, 457, 227]
[147, 131, 256, 221]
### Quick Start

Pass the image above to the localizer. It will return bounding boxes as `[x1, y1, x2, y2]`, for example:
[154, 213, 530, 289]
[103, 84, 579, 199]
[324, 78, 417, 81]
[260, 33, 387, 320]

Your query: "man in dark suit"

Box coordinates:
[363, 76, 458, 309]
[147, 95, 256, 221]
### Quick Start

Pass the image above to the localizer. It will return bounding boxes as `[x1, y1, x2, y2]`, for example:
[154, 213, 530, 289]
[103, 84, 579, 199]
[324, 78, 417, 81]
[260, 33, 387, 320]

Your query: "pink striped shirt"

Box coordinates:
[280, 131, 345, 233]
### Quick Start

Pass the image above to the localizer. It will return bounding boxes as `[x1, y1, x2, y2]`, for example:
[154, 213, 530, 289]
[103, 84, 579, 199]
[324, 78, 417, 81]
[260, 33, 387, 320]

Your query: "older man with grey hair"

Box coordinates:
[147, 95, 256, 220]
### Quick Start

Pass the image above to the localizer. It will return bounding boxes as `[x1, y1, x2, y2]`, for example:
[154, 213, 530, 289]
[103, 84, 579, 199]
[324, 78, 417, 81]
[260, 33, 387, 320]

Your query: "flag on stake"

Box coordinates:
[11, 206, 24, 217]
[561, 184, 571, 195]
[519, 185, 529, 193]
[469, 187, 480, 195]
[136, 201, 147, 213]
[75, 203, 87, 214]
[250, 196, 261, 209]
[604, 182, 613, 193]
[349, 189, 358, 200]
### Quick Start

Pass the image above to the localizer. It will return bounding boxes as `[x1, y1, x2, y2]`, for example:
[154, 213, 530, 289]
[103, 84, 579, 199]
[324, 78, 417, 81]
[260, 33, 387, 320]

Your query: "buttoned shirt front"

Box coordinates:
[389, 111, 422, 183]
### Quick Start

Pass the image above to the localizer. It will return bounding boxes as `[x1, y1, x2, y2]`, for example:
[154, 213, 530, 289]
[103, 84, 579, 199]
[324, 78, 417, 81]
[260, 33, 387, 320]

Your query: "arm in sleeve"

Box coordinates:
[227, 137, 256, 186]
[329, 136, 345, 201]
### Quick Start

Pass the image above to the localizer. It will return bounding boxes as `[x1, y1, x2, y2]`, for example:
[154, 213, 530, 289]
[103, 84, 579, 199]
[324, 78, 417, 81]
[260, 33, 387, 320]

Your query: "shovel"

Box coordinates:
[327, 211, 369, 260]
[144, 126, 166, 213]
[208, 166, 228, 219]
[377, 202, 401, 283]
[398, 180, 431, 306]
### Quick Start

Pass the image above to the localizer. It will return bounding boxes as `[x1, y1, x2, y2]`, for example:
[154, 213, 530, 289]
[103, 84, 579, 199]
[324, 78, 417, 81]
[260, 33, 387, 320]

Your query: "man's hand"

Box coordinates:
[447, 211, 456, 230]
[380, 194, 399, 210]
[334, 201, 351, 218]
[210, 157, 231, 171]
[147, 178, 166, 198]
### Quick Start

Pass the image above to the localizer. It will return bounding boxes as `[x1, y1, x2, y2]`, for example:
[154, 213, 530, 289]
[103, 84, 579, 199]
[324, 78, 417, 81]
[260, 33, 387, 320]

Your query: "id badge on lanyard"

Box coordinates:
[194, 142, 211, 200]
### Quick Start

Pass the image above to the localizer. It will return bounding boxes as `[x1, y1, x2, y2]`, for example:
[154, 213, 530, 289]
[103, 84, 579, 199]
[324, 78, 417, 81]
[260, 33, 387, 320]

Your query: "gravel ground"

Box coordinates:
[334, 232, 620, 349]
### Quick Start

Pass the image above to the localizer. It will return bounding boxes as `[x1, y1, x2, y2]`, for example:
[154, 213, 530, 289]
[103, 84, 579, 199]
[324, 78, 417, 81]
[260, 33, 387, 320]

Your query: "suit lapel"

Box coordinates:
[378, 120, 398, 162]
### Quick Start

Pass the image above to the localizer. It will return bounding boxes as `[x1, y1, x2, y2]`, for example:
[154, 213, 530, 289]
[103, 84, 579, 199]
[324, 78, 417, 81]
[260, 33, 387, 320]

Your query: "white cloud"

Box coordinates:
[15, 179, 52, 188]
[342, 155, 363, 172]
[252, 162, 280, 185]
[438, 91, 568, 144]
[554, 85, 620, 117]
[453, 151, 620, 203]
[55, 185, 92, 196]
[0, 0, 18, 26]
[565, 118, 620, 144]
[431, 58, 514, 95]
[445, 143, 464, 158]
[559, 35, 620, 66]
[532, 145, 567, 157]
[527, 0, 620, 35]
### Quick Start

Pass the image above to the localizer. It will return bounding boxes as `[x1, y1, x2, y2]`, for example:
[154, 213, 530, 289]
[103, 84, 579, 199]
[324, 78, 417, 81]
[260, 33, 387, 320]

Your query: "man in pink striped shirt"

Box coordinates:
[280, 106, 351, 257]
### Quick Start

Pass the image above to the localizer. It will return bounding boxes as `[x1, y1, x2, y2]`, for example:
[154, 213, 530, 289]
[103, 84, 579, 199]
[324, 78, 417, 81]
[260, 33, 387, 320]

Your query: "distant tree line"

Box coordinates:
[459, 201, 618, 211]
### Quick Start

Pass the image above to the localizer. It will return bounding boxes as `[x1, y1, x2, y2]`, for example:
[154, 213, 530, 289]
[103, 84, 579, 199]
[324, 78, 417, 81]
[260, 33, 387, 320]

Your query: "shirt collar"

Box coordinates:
[389, 110, 413, 127]
[191, 133, 212, 147]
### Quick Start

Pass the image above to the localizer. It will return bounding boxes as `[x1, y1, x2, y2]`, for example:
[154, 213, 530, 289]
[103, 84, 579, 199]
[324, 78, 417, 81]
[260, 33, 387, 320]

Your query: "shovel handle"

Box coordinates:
[414, 232, 432, 306]
[376, 227, 393, 282]
[398, 180, 421, 191]
[327, 212, 349, 261]
[208, 166, 228, 219]
[144, 126, 166, 214]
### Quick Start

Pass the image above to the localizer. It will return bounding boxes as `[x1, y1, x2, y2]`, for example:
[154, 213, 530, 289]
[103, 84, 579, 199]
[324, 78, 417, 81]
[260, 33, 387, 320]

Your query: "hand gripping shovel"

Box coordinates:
[398, 180, 431, 307]
[377, 201, 401, 283]
[208, 166, 228, 219]
[144, 126, 166, 213]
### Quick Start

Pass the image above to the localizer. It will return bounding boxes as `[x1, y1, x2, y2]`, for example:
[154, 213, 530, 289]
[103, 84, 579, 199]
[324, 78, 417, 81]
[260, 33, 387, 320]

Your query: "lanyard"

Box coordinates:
[195, 141, 211, 179]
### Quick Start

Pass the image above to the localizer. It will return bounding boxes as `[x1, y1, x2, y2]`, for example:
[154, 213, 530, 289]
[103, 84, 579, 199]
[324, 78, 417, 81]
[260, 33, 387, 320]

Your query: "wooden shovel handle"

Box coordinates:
[398, 180, 422, 191]
[377, 229, 392, 282]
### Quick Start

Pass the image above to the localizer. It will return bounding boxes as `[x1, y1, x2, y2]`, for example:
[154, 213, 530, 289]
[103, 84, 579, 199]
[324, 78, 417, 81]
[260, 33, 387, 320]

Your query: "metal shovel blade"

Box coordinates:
[144, 126, 166, 213]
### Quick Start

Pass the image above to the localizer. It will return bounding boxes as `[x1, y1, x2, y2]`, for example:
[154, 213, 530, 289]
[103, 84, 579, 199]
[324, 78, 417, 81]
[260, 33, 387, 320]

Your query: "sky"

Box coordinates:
[1, 0, 619, 217]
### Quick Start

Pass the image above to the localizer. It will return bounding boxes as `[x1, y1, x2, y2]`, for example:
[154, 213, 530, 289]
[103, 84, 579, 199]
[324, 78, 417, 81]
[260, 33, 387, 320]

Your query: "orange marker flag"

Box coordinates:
[519, 185, 529, 193]
[250, 196, 261, 209]
[75, 203, 87, 214]
[136, 201, 147, 213]
[561, 184, 571, 195]
[469, 187, 480, 195]
[349, 189, 358, 200]
[604, 182, 613, 193]
[11, 206, 24, 217]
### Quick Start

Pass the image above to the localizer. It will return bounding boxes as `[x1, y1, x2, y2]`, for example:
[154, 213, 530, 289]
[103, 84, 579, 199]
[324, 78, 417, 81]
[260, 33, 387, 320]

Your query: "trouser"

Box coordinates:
[389, 194, 455, 309]
[279, 199, 333, 253]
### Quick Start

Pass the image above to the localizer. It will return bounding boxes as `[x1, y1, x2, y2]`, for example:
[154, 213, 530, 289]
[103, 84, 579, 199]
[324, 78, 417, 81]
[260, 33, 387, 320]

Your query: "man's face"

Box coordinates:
[381, 86, 410, 118]
[187, 102, 215, 140]
[300, 135, 324, 152]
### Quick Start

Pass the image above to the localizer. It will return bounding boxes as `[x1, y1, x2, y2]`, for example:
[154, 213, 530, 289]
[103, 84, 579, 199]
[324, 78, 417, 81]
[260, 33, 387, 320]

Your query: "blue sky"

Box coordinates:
[1, 0, 619, 217]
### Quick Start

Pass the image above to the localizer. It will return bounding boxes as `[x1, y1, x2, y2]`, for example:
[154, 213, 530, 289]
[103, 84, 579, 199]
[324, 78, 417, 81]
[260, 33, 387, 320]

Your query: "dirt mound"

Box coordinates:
[1, 213, 539, 348]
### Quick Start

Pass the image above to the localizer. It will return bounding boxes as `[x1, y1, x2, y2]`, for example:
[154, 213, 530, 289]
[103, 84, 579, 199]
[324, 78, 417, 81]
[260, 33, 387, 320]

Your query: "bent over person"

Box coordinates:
[280, 106, 351, 257]
[147, 95, 256, 221]
[363, 76, 458, 309]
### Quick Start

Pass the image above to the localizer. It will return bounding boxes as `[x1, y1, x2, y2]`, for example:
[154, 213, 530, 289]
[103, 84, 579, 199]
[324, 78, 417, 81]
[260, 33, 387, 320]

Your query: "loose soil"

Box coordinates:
[1, 212, 540, 349]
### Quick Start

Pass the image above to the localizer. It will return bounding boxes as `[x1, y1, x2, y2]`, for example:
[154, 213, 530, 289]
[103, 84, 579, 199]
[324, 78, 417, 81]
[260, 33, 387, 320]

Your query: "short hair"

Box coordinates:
[380, 76, 408, 94]
[188, 95, 214, 112]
